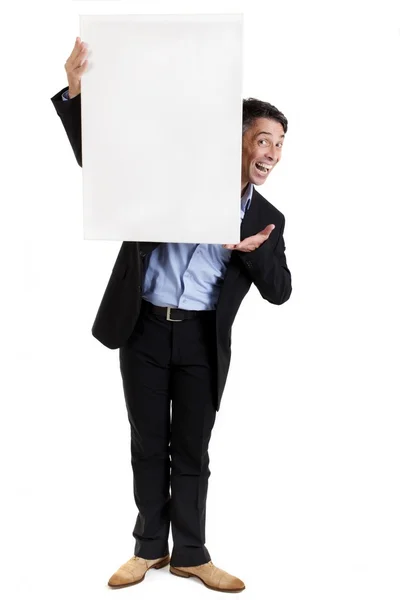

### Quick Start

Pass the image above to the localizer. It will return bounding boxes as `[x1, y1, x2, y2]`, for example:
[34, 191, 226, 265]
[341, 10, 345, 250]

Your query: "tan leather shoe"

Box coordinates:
[170, 560, 245, 592]
[108, 554, 170, 588]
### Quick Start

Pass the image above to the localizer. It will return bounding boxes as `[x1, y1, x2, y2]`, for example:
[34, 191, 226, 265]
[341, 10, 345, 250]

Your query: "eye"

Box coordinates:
[258, 139, 268, 145]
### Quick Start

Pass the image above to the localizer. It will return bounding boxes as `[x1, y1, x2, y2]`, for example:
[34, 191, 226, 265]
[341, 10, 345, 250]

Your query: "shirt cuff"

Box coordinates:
[61, 89, 70, 101]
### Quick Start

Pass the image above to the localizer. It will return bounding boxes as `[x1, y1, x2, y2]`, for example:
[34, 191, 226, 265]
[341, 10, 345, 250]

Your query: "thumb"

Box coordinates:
[261, 224, 275, 236]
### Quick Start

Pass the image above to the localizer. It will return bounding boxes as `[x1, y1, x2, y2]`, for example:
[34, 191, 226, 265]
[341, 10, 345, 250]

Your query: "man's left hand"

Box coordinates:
[223, 224, 275, 253]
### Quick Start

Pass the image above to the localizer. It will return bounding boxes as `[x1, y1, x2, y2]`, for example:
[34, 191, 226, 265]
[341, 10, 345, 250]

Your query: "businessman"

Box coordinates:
[51, 37, 292, 593]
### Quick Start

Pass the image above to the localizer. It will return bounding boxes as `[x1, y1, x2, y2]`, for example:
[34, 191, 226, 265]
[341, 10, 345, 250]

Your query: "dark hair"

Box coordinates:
[242, 98, 288, 135]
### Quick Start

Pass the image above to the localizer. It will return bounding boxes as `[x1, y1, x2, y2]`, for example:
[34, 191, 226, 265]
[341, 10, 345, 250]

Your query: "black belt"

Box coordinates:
[142, 299, 214, 322]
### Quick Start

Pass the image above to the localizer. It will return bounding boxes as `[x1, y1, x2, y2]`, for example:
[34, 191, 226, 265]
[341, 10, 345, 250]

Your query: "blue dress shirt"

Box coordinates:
[61, 88, 253, 309]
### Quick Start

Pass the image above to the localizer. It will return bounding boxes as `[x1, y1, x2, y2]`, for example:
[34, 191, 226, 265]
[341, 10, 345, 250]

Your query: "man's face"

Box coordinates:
[241, 117, 285, 191]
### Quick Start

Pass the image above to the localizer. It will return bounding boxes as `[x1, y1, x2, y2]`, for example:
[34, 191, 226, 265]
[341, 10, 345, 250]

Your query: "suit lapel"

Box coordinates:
[240, 189, 261, 241]
[139, 241, 161, 255]
[218, 190, 262, 299]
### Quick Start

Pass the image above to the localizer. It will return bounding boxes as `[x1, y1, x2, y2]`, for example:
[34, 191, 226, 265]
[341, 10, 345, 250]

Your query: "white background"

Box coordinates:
[1, 1, 400, 599]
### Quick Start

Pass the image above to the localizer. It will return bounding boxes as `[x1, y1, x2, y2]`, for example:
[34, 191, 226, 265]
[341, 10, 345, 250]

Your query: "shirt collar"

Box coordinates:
[241, 183, 254, 214]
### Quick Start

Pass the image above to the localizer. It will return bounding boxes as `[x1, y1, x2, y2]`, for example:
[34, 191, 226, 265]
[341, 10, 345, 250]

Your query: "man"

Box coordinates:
[51, 37, 292, 593]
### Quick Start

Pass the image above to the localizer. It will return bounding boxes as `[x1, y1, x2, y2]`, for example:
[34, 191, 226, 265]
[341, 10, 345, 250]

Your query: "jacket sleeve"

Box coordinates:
[236, 216, 292, 305]
[50, 87, 82, 167]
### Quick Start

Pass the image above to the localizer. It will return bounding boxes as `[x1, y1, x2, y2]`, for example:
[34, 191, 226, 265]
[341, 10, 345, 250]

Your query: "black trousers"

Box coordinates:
[119, 300, 218, 567]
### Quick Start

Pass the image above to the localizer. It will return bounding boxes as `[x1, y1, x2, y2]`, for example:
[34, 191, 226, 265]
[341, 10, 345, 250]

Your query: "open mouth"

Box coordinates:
[255, 162, 271, 174]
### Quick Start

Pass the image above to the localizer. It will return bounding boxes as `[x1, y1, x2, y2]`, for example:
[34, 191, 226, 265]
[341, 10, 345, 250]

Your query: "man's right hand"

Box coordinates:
[64, 37, 88, 99]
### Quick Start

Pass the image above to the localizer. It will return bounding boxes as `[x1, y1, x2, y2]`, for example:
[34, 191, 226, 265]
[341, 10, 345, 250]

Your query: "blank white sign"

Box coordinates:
[79, 14, 243, 243]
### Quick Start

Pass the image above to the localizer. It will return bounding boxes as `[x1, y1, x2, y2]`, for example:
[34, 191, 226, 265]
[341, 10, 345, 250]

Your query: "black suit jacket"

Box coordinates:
[51, 87, 292, 410]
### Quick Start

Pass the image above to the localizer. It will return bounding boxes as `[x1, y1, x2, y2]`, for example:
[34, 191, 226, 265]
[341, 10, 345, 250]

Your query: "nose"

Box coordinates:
[264, 146, 278, 164]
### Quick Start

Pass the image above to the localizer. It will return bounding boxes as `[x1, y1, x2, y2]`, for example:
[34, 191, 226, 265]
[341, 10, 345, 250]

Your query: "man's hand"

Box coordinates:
[64, 37, 89, 99]
[223, 224, 275, 253]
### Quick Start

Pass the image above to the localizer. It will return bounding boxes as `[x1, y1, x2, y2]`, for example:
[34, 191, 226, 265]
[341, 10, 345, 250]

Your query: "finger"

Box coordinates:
[76, 60, 88, 76]
[262, 224, 275, 235]
[72, 45, 88, 70]
[67, 41, 88, 71]
[69, 37, 83, 63]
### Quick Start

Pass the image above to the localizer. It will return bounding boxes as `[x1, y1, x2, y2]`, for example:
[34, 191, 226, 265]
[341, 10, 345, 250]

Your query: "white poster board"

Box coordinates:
[80, 13, 243, 243]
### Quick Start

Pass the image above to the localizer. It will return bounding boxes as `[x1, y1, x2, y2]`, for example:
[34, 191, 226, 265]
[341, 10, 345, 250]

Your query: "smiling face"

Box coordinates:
[241, 117, 285, 194]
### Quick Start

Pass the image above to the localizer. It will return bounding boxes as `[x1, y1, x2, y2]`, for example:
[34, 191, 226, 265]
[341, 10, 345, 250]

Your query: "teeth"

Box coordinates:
[256, 162, 270, 172]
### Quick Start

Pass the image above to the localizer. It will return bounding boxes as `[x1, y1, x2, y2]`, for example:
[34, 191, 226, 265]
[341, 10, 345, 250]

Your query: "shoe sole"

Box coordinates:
[170, 566, 245, 593]
[108, 556, 170, 588]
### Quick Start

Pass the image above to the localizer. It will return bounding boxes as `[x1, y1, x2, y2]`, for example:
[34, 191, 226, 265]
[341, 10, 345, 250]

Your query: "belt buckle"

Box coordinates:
[166, 307, 183, 322]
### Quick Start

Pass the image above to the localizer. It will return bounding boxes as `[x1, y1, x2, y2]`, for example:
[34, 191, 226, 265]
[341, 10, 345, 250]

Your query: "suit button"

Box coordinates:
[138, 285, 142, 291]
[139, 251, 145, 258]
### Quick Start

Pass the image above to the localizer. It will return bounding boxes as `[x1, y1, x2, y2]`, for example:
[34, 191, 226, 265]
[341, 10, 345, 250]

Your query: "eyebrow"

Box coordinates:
[256, 131, 285, 138]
